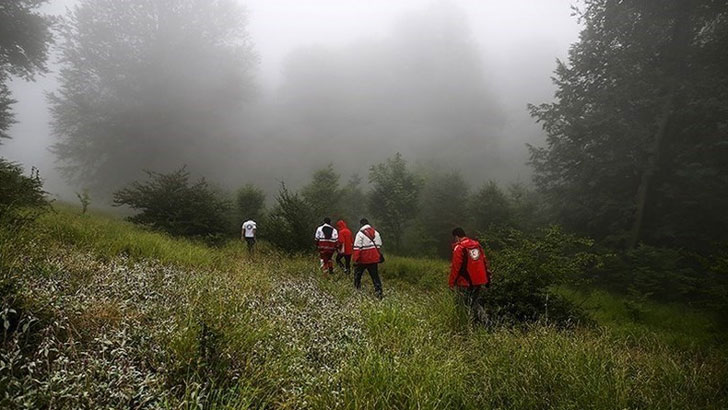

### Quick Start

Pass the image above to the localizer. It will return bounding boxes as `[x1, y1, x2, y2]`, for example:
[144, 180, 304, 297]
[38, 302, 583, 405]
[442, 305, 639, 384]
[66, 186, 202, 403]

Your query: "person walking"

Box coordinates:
[352, 218, 384, 299]
[241, 218, 257, 254]
[449, 227, 491, 324]
[315, 217, 338, 275]
[336, 219, 353, 274]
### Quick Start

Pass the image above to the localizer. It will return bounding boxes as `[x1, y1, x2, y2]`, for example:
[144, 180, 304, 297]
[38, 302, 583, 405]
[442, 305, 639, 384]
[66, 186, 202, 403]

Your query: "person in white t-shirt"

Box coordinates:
[314, 217, 338, 275]
[241, 219, 257, 254]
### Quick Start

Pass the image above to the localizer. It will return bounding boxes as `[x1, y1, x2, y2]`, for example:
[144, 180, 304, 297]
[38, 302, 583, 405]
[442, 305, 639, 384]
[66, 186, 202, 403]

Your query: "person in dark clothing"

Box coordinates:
[353, 218, 384, 299]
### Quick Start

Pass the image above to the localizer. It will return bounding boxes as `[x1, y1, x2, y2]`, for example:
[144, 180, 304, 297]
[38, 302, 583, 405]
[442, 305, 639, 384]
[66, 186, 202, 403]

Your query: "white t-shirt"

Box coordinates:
[242, 220, 257, 238]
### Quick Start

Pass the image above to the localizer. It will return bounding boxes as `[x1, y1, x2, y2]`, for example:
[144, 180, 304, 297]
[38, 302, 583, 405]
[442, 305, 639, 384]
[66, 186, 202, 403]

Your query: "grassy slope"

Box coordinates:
[1, 206, 726, 409]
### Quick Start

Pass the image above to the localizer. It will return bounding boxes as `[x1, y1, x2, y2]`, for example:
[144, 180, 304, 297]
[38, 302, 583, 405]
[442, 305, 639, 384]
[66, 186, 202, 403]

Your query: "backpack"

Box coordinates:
[322, 225, 333, 239]
[457, 243, 490, 286]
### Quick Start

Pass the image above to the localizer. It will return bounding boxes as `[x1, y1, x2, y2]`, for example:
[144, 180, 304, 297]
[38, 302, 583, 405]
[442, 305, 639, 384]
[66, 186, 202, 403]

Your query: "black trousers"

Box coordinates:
[456, 285, 486, 323]
[336, 253, 351, 273]
[245, 237, 256, 253]
[354, 263, 383, 298]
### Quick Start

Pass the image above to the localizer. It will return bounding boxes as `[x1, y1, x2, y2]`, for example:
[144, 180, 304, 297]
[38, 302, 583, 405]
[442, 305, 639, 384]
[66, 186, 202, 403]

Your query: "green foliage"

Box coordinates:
[470, 181, 513, 231]
[380, 256, 449, 290]
[263, 183, 314, 253]
[529, 0, 728, 250]
[235, 183, 265, 223]
[339, 174, 367, 224]
[593, 245, 728, 323]
[506, 182, 544, 231]
[112, 167, 231, 242]
[301, 163, 342, 220]
[469, 181, 545, 239]
[75, 188, 91, 214]
[413, 170, 470, 257]
[483, 226, 601, 324]
[0, 157, 47, 220]
[559, 288, 726, 349]
[0, 0, 52, 141]
[368, 153, 422, 251]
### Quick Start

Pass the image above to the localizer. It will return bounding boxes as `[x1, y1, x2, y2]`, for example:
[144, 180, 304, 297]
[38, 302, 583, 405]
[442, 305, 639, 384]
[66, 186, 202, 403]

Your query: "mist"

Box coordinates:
[0, 0, 581, 201]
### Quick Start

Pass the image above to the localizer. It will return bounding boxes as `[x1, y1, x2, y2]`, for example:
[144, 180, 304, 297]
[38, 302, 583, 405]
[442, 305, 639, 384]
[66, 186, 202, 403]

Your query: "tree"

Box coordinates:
[470, 181, 513, 234]
[339, 174, 368, 225]
[113, 167, 231, 240]
[301, 164, 342, 220]
[75, 189, 91, 214]
[506, 182, 544, 232]
[0, 0, 53, 141]
[235, 184, 265, 222]
[415, 170, 470, 257]
[50, 0, 257, 194]
[368, 153, 422, 251]
[529, 0, 728, 250]
[263, 183, 314, 253]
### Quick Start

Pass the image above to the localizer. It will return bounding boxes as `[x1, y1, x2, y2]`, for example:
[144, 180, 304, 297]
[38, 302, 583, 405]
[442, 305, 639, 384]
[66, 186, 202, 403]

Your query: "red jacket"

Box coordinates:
[449, 237, 490, 288]
[353, 225, 383, 265]
[336, 220, 353, 255]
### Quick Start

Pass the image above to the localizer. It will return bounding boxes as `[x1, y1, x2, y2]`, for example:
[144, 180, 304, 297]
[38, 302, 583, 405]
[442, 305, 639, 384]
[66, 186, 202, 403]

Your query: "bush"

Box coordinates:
[481, 226, 602, 324]
[592, 244, 728, 327]
[0, 157, 47, 220]
[113, 167, 231, 242]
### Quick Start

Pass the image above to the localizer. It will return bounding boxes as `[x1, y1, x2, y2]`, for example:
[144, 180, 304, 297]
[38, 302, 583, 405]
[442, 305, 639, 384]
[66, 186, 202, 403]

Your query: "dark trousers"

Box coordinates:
[336, 253, 351, 273]
[355, 263, 383, 298]
[245, 237, 256, 253]
[456, 285, 486, 324]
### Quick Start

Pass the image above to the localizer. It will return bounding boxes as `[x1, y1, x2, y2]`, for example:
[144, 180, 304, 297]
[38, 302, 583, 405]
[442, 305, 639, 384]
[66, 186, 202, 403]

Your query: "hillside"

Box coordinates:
[1, 206, 726, 409]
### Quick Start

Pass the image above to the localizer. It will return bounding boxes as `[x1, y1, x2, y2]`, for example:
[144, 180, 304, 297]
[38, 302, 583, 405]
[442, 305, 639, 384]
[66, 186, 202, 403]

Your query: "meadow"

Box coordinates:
[1, 205, 726, 409]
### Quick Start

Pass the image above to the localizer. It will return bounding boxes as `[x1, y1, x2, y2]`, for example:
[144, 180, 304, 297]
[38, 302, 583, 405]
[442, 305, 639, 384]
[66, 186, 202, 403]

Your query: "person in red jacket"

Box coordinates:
[353, 218, 383, 299]
[336, 219, 353, 274]
[449, 227, 491, 324]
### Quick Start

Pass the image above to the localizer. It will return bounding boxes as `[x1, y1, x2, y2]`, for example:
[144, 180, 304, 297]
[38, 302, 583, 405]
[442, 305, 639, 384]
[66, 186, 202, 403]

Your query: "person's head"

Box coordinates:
[360, 218, 369, 226]
[323, 217, 331, 224]
[452, 227, 466, 241]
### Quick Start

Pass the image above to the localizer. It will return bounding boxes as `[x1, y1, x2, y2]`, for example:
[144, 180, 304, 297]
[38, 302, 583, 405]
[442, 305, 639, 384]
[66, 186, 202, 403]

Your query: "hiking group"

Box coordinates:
[315, 217, 384, 299]
[242, 217, 491, 321]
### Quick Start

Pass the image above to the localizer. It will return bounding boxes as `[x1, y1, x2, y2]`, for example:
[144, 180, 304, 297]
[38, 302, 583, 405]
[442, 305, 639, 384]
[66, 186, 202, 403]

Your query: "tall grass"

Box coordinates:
[0, 206, 726, 408]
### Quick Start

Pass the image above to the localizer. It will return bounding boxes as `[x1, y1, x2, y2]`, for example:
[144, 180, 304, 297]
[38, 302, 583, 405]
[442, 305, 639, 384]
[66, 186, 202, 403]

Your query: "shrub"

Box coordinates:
[481, 226, 602, 324]
[113, 167, 231, 242]
[591, 244, 728, 327]
[0, 157, 47, 220]
[75, 189, 91, 214]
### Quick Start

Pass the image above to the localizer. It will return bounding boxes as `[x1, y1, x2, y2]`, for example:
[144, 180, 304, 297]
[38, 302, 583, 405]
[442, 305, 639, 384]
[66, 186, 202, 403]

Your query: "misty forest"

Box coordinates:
[1, 0, 728, 408]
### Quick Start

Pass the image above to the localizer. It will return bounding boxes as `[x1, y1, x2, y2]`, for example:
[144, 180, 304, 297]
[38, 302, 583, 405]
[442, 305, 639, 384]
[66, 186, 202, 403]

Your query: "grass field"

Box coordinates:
[1, 205, 726, 408]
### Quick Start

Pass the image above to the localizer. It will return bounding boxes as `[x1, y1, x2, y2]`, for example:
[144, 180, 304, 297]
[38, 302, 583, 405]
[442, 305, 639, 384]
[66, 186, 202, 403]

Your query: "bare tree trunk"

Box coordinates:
[628, 92, 675, 248]
[628, 2, 693, 249]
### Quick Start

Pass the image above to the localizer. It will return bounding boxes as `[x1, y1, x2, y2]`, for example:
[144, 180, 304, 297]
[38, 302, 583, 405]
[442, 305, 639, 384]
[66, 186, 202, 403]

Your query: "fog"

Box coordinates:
[1, 0, 581, 201]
